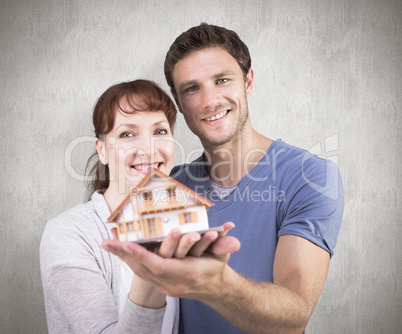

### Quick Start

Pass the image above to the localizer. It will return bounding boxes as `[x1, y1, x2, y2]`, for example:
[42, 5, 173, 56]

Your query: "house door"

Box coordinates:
[143, 217, 163, 238]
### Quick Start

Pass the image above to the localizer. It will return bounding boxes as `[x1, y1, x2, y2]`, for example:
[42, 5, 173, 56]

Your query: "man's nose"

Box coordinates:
[201, 86, 220, 110]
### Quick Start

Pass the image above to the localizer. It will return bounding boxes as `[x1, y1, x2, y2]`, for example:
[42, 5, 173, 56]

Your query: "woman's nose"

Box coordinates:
[136, 136, 155, 158]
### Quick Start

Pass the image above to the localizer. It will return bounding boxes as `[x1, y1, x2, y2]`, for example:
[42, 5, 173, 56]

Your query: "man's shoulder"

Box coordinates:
[263, 140, 342, 201]
[272, 139, 338, 174]
[272, 140, 343, 204]
[170, 154, 207, 184]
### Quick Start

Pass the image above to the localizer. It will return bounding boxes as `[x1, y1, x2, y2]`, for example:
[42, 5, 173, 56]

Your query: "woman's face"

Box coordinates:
[96, 97, 174, 196]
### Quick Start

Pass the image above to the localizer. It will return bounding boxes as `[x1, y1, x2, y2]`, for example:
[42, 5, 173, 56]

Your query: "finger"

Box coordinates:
[103, 239, 147, 263]
[174, 232, 201, 259]
[118, 241, 163, 276]
[158, 228, 181, 258]
[218, 222, 235, 238]
[102, 240, 166, 282]
[189, 231, 218, 257]
[111, 227, 118, 240]
[210, 236, 241, 256]
[102, 239, 126, 258]
[120, 242, 185, 281]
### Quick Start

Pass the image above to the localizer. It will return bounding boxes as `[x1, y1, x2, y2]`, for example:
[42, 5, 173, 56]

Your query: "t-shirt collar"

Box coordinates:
[91, 190, 111, 223]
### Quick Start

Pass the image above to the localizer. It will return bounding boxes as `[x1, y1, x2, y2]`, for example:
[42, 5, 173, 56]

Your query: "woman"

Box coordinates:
[40, 80, 226, 333]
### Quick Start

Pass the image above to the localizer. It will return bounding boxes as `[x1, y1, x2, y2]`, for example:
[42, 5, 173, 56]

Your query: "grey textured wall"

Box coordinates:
[1, 0, 401, 333]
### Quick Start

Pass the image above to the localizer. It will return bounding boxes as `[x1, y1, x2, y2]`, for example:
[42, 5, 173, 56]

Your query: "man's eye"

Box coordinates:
[186, 86, 198, 92]
[155, 128, 168, 135]
[217, 78, 228, 84]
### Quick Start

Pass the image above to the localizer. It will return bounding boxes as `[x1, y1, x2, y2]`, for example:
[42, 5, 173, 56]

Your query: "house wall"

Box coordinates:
[143, 206, 210, 237]
[120, 197, 139, 222]
[123, 206, 210, 242]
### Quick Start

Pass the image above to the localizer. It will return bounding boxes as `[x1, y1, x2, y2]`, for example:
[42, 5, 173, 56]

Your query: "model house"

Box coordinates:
[108, 169, 220, 243]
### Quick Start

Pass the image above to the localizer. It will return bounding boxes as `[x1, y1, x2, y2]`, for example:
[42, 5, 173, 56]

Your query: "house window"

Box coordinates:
[184, 212, 193, 223]
[166, 187, 176, 201]
[143, 217, 162, 238]
[179, 212, 198, 225]
[142, 191, 153, 201]
[119, 224, 125, 234]
[147, 218, 157, 237]
[126, 222, 134, 232]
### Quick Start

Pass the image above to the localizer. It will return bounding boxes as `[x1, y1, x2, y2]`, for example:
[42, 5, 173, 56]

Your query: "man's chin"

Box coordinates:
[200, 134, 234, 147]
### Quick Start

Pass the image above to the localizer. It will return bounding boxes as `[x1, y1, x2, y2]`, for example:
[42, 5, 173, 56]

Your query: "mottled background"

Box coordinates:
[1, 0, 401, 333]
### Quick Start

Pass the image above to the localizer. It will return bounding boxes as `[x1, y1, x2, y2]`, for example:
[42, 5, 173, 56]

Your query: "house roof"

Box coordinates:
[107, 169, 213, 222]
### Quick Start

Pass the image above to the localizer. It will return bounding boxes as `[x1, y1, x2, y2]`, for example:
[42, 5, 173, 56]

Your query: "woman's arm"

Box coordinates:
[40, 217, 167, 334]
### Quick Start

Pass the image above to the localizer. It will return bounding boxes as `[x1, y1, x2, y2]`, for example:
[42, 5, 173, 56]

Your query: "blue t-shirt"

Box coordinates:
[170, 139, 344, 334]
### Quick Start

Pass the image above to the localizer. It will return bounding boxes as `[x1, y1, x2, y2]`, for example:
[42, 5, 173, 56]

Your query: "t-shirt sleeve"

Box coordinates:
[278, 160, 344, 257]
[119, 297, 166, 333]
[40, 217, 166, 333]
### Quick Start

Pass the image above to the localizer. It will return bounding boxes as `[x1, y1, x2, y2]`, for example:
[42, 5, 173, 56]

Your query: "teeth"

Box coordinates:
[132, 163, 159, 171]
[206, 110, 228, 121]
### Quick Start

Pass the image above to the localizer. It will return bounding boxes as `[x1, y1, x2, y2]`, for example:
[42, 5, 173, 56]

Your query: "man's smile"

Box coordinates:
[204, 110, 229, 121]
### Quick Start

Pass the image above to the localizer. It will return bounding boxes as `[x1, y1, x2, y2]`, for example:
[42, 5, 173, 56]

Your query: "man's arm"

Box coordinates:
[106, 233, 329, 334]
[200, 235, 330, 334]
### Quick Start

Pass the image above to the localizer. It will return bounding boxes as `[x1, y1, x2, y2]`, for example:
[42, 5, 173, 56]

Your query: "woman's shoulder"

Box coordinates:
[39, 197, 115, 289]
[46, 201, 94, 229]
[42, 196, 109, 247]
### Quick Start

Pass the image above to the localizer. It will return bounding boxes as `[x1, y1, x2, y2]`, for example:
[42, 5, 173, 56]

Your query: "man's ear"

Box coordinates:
[171, 89, 183, 114]
[245, 68, 254, 98]
[95, 138, 107, 165]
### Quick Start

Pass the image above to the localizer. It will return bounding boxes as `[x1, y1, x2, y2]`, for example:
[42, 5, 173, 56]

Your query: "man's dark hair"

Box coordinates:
[164, 23, 251, 94]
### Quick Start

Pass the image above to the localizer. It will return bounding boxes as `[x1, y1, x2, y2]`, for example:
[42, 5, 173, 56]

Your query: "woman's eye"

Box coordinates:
[155, 128, 168, 135]
[120, 132, 134, 138]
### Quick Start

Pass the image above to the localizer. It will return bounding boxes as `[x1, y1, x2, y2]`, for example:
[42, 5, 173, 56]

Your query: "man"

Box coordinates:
[117, 23, 343, 333]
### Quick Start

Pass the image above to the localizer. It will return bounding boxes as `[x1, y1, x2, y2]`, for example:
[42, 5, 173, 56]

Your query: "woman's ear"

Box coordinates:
[95, 138, 107, 165]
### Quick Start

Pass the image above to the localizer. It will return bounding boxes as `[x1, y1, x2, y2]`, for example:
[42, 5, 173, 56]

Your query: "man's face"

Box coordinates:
[172, 47, 253, 147]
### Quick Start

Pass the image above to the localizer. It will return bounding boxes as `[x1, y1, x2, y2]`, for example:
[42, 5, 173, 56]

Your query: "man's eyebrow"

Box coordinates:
[213, 71, 236, 79]
[178, 79, 198, 91]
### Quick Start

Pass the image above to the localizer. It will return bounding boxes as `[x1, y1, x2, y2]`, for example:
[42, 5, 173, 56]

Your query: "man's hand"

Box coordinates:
[102, 222, 241, 298]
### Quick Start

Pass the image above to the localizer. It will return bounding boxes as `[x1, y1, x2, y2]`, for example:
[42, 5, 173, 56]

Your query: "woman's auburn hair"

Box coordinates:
[85, 79, 177, 197]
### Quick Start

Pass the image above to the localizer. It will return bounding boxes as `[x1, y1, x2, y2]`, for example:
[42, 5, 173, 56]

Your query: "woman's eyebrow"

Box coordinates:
[114, 120, 169, 131]
[114, 123, 138, 131]
[152, 120, 170, 127]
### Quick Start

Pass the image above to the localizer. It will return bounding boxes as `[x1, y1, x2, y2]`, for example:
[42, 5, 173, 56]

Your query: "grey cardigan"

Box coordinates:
[40, 191, 178, 333]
